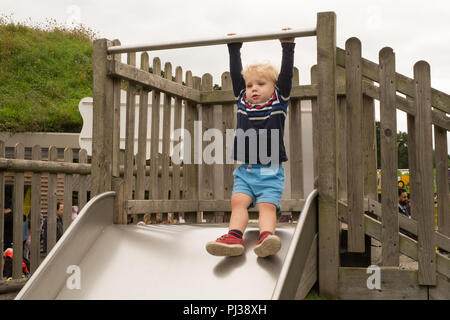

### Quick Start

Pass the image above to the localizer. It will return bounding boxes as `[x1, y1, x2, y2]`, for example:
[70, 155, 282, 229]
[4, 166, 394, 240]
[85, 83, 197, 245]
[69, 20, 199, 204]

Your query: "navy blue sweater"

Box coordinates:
[228, 42, 295, 164]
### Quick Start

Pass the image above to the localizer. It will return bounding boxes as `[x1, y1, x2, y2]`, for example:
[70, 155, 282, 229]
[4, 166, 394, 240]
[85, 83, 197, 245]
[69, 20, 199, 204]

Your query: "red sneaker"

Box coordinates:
[206, 234, 244, 257]
[254, 233, 281, 258]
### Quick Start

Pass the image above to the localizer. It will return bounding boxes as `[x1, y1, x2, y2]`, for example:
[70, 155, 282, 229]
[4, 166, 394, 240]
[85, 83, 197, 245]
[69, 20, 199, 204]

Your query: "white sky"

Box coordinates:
[2, 0, 450, 145]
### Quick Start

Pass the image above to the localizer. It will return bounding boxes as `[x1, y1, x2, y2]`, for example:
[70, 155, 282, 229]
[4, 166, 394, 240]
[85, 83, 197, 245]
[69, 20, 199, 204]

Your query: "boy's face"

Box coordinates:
[245, 73, 275, 104]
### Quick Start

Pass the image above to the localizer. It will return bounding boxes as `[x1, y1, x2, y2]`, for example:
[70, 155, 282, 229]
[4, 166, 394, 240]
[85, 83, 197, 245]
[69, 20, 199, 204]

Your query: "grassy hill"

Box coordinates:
[0, 17, 95, 132]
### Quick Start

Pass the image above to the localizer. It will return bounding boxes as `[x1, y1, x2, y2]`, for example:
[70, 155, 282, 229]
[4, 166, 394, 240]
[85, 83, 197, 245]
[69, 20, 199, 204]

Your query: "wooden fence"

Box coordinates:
[332, 37, 450, 298]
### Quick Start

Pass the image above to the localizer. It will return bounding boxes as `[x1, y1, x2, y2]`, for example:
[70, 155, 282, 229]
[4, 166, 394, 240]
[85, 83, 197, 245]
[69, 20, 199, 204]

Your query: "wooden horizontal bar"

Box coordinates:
[337, 267, 428, 300]
[108, 60, 201, 102]
[107, 28, 317, 54]
[337, 47, 450, 114]
[127, 199, 305, 214]
[0, 158, 91, 174]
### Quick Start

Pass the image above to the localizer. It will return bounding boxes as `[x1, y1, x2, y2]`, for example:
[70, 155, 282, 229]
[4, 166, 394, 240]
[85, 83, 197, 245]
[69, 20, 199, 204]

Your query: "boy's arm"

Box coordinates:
[277, 41, 296, 100]
[227, 42, 245, 97]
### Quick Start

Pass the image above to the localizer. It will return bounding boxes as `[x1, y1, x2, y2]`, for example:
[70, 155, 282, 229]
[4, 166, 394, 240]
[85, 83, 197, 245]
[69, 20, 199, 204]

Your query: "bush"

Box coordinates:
[0, 15, 97, 132]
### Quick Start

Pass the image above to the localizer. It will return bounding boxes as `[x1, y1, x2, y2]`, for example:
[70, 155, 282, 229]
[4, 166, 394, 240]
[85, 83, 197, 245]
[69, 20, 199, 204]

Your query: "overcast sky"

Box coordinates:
[2, 0, 450, 140]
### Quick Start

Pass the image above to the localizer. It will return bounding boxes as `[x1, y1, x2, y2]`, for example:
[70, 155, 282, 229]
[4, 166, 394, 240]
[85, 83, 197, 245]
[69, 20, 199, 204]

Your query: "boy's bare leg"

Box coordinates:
[229, 193, 253, 232]
[257, 202, 277, 233]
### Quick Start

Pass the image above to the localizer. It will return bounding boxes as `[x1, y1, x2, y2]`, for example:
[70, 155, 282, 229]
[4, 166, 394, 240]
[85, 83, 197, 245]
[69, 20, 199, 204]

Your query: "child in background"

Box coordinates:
[206, 35, 295, 258]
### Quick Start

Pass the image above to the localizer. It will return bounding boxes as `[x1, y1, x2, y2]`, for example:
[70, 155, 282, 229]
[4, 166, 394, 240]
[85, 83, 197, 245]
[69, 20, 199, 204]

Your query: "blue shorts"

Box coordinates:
[232, 163, 285, 213]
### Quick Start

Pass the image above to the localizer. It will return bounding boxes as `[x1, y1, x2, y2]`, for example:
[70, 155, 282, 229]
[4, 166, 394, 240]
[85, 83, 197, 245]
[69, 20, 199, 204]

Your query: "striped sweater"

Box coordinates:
[228, 42, 296, 164]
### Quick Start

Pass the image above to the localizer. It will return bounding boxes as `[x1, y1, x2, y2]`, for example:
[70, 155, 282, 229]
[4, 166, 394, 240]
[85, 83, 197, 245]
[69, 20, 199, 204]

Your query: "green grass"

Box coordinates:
[0, 16, 96, 132]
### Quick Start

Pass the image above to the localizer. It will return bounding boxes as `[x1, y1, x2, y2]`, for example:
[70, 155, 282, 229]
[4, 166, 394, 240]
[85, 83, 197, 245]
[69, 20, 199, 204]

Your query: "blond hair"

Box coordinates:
[242, 62, 279, 85]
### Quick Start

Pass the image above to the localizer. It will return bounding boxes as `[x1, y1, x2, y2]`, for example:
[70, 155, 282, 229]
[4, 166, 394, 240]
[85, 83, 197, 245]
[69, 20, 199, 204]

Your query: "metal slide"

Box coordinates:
[16, 190, 318, 300]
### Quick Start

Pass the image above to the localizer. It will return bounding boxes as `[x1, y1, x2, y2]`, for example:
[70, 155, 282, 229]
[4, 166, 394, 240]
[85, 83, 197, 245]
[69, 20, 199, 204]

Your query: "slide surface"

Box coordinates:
[17, 190, 317, 300]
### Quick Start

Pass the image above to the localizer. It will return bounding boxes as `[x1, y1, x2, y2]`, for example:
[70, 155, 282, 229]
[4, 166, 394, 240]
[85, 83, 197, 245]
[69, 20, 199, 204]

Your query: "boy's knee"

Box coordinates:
[231, 193, 253, 209]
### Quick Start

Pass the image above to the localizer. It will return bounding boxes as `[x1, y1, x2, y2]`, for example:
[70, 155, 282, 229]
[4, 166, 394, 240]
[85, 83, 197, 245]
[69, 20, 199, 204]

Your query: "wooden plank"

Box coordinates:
[429, 273, 450, 300]
[289, 68, 304, 200]
[406, 107, 418, 220]
[161, 62, 173, 205]
[150, 58, 162, 201]
[92, 39, 114, 197]
[310, 66, 319, 188]
[136, 52, 150, 200]
[63, 148, 73, 232]
[30, 145, 41, 273]
[172, 66, 183, 218]
[345, 38, 365, 252]
[221, 72, 235, 200]
[434, 111, 450, 237]
[127, 199, 305, 214]
[127, 200, 199, 214]
[124, 52, 137, 201]
[337, 96, 347, 201]
[0, 158, 90, 174]
[108, 59, 200, 102]
[13, 143, 25, 279]
[200, 73, 217, 222]
[46, 146, 58, 254]
[200, 84, 327, 104]
[414, 61, 436, 285]
[337, 267, 428, 300]
[337, 47, 450, 115]
[112, 39, 122, 178]
[0, 141, 5, 277]
[316, 11, 339, 298]
[379, 47, 399, 266]
[78, 149, 88, 210]
[212, 102, 225, 222]
[362, 92, 378, 202]
[112, 178, 125, 224]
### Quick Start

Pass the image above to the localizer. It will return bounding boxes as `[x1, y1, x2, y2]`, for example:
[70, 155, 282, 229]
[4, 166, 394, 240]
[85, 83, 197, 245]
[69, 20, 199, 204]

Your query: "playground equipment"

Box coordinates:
[4, 11, 450, 299]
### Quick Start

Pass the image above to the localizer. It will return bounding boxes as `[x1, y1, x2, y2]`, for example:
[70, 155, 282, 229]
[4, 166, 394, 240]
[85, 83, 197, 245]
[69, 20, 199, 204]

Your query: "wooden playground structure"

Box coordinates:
[1, 11, 450, 299]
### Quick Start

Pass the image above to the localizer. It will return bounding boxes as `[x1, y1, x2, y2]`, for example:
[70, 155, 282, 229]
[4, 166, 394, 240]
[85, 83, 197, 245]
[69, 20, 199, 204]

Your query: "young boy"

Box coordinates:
[206, 36, 296, 258]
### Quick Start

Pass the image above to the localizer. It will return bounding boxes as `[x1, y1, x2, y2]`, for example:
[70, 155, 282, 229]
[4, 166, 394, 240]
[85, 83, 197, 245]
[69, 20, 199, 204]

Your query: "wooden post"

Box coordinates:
[113, 178, 125, 224]
[379, 47, 399, 266]
[161, 62, 173, 220]
[316, 11, 339, 297]
[13, 143, 24, 279]
[78, 149, 88, 210]
[184, 72, 200, 222]
[124, 52, 137, 203]
[406, 108, 417, 220]
[201, 73, 215, 222]
[222, 72, 235, 202]
[112, 39, 122, 178]
[136, 52, 150, 201]
[92, 39, 114, 197]
[30, 145, 41, 273]
[63, 148, 73, 232]
[345, 37, 365, 252]
[413, 61, 436, 285]
[289, 68, 304, 200]
[46, 146, 58, 254]
[310, 66, 319, 188]
[172, 66, 183, 220]
[150, 58, 162, 202]
[362, 93, 378, 202]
